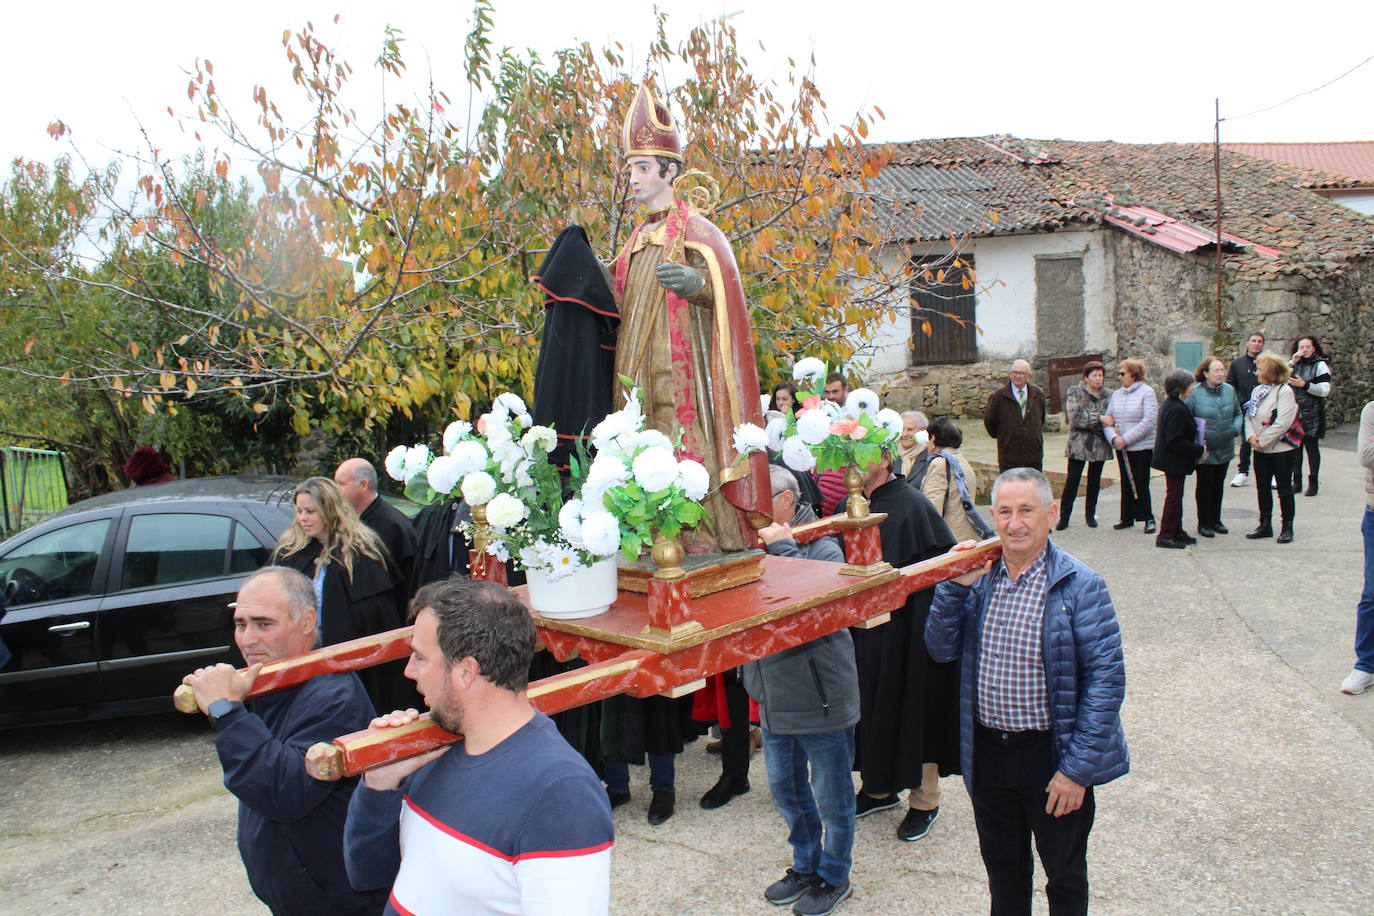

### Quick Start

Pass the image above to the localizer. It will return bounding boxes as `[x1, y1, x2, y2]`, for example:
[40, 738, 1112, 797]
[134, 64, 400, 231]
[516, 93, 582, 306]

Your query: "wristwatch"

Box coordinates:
[207, 698, 244, 727]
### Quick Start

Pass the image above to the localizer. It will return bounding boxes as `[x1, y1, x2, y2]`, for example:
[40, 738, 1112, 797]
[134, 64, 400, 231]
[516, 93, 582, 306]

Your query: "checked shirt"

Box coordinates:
[977, 549, 1051, 732]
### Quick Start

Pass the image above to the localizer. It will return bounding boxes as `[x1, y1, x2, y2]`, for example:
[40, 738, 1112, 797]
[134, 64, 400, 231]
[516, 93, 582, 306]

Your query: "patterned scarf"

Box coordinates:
[1243, 383, 1272, 418]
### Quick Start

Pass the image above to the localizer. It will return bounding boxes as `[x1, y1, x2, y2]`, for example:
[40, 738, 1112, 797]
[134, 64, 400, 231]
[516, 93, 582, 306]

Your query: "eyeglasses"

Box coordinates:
[771, 490, 789, 499]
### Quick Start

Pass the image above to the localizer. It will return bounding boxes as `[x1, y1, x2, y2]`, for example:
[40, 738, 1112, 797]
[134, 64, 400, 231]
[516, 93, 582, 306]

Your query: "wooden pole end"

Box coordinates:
[172, 684, 199, 714]
[305, 742, 345, 782]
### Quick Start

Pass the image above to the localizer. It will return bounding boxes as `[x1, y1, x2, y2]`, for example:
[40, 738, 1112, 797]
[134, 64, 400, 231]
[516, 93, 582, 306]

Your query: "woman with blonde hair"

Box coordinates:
[1243, 354, 1301, 543]
[272, 476, 405, 709]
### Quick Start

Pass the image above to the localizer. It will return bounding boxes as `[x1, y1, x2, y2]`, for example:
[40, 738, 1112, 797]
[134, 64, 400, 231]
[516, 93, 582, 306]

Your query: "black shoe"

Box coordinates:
[1156, 537, 1187, 549]
[1055, 516, 1070, 531]
[1213, 521, 1229, 535]
[1177, 532, 1198, 544]
[1246, 524, 1273, 540]
[1085, 515, 1098, 528]
[854, 792, 900, 818]
[1197, 527, 1216, 538]
[1143, 519, 1157, 534]
[700, 775, 750, 809]
[647, 789, 676, 825]
[1277, 526, 1294, 544]
[793, 879, 853, 916]
[764, 869, 818, 906]
[1304, 480, 1318, 497]
[606, 788, 631, 810]
[1113, 520, 1134, 530]
[897, 806, 939, 842]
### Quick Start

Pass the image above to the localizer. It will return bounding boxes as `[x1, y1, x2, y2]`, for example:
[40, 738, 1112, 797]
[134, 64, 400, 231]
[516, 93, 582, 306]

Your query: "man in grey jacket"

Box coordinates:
[743, 465, 859, 916]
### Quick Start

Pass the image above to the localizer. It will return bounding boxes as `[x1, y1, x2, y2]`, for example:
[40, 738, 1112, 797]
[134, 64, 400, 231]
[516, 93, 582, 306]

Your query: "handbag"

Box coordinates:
[936, 453, 995, 539]
[1268, 407, 1304, 449]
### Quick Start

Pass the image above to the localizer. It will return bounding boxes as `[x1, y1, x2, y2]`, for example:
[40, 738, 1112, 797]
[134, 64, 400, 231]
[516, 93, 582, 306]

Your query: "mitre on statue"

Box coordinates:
[621, 83, 683, 163]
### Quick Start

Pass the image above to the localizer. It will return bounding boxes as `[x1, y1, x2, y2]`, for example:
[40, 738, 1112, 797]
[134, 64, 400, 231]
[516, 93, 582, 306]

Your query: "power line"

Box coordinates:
[1224, 49, 1374, 121]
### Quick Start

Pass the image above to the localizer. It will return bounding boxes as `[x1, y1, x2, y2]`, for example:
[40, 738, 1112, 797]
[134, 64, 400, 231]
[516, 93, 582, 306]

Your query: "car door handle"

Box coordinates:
[48, 621, 91, 634]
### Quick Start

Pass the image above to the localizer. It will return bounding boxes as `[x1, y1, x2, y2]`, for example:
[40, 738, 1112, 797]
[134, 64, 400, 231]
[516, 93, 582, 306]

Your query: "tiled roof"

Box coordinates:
[1221, 142, 1374, 186]
[869, 136, 1374, 280]
[865, 161, 1082, 240]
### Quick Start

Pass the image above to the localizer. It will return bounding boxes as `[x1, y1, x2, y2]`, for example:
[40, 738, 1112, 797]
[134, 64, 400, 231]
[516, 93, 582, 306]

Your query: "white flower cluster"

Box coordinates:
[772, 358, 904, 475]
[793, 357, 827, 385]
[555, 496, 621, 559]
[383, 444, 433, 483]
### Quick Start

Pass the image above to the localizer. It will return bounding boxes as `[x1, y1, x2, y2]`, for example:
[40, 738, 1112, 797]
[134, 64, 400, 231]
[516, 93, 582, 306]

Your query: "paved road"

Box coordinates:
[2, 429, 1371, 914]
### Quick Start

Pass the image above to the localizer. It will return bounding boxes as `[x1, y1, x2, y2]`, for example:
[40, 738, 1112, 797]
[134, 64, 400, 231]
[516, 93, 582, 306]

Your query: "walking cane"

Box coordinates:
[1117, 446, 1138, 502]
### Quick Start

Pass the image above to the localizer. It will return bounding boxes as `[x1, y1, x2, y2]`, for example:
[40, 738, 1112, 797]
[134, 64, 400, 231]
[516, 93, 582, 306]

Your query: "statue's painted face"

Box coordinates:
[626, 156, 672, 204]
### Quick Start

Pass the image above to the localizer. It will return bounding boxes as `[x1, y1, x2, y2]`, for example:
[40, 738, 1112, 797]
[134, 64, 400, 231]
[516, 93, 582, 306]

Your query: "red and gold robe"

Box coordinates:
[613, 200, 771, 552]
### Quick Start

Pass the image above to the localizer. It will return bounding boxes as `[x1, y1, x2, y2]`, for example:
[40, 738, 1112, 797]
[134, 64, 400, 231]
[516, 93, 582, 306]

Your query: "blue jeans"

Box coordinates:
[762, 726, 856, 887]
[1357, 508, 1374, 673]
[603, 753, 675, 793]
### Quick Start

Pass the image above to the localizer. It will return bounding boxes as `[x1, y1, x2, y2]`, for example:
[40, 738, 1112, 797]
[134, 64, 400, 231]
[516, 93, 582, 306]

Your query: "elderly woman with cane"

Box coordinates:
[1102, 359, 1158, 533]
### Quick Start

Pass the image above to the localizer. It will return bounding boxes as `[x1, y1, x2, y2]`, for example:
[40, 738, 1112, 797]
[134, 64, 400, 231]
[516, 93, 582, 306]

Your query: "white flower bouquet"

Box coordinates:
[385, 393, 621, 581]
[576, 387, 709, 561]
[733, 359, 902, 474]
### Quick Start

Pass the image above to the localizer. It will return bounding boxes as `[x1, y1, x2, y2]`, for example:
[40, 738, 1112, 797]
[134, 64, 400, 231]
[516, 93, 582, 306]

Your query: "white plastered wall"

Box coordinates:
[852, 227, 1116, 375]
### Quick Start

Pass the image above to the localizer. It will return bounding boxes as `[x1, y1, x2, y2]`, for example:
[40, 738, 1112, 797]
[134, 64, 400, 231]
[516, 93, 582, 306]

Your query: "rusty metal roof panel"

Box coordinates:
[1222, 141, 1374, 185]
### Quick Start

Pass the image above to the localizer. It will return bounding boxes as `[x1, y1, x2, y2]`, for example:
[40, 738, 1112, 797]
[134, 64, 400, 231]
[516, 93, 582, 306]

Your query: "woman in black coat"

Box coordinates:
[1288, 335, 1332, 496]
[1151, 369, 1206, 549]
[272, 476, 407, 712]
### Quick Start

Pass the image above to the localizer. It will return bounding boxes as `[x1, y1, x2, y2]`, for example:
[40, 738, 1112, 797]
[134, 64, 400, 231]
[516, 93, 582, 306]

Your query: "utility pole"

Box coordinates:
[1213, 98, 1224, 333]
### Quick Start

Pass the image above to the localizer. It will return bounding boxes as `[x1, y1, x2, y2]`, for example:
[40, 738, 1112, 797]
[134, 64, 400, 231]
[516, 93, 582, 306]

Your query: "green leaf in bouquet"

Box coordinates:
[659, 519, 681, 538]
[404, 476, 438, 505]
[620, 531, 642, 561]
[674, 500, 702, 526]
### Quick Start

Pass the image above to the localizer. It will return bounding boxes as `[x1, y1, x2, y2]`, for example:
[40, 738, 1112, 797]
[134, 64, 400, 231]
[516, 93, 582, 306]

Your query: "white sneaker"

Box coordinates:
[1229, 473, 1248, 487]
[1340, 669, 1374, 695]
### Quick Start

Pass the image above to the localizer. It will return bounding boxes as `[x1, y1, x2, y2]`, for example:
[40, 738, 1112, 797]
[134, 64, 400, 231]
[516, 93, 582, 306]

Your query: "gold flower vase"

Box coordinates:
[844, 467, 870, 519]
[651, 531, 687, 581]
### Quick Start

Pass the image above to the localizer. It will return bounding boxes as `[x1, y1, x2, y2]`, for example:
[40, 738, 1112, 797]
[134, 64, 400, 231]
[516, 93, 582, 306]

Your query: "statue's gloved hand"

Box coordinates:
[655, 262, 706, 298]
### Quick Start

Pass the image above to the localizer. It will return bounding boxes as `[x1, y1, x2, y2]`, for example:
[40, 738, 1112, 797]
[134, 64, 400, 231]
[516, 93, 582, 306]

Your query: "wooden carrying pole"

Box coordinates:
[303, 538, 1002, 781]
[172, 627, 416, 713]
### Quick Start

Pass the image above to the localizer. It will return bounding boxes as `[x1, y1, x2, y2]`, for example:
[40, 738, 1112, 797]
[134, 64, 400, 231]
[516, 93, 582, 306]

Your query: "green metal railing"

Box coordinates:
[1, 447, 70, 538]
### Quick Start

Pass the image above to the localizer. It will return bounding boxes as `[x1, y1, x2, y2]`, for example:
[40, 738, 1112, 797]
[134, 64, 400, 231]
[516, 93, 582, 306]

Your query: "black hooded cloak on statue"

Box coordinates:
[530, 225, 620, 468]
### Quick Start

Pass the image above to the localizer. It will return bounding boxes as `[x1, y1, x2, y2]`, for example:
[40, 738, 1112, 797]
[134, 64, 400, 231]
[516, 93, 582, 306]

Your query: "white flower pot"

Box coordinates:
[525, 557, 619, 619]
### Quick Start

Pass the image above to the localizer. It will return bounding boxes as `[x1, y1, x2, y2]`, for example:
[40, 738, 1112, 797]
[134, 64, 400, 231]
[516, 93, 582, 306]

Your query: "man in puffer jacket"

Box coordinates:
[926, 468, 1128, 916]
[742, 465, 859, 916]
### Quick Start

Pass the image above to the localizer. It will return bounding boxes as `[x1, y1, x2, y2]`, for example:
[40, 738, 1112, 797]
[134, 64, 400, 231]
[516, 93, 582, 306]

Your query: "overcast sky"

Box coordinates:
[5, 0, 1372, 171]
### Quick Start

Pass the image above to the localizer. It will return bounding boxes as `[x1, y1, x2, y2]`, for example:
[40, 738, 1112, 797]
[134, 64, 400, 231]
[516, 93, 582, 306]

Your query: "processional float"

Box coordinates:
[174, 497, 999, 780]
[173, 78, 1004, 777]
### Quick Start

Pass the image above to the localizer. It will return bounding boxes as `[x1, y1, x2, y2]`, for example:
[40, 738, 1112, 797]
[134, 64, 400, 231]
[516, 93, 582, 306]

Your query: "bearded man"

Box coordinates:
[344, 579, 614, 915]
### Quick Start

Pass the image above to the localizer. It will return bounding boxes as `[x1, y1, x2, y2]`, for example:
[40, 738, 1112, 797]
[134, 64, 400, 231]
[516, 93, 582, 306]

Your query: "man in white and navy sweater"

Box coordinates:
[344, 578, 613, 915]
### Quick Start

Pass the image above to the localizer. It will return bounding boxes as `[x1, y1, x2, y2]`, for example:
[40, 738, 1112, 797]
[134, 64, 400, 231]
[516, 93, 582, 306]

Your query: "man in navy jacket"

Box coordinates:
[182, 567, 386, 915]
[926, 468, 1127, 916]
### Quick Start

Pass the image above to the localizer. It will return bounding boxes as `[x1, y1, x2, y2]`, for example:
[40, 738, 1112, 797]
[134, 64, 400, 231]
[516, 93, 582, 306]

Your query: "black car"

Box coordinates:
[0, 476, 298, 726]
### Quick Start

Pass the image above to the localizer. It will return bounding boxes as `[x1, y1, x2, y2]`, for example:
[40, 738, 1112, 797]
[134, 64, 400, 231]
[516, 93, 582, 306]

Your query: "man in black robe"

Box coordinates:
[841, 449, 960, 843]
[335, 457, 418, 605]
[408, 496, 471, 594]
